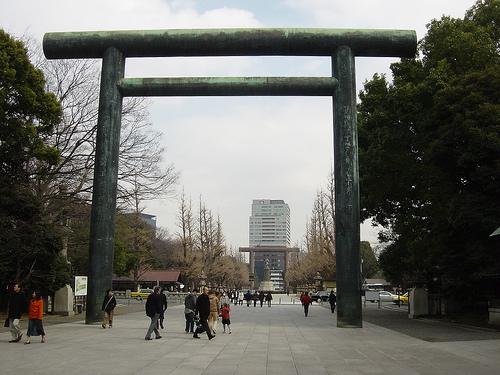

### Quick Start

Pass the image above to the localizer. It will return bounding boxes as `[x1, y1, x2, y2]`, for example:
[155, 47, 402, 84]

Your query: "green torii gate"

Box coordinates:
[43, 28, 416, 328]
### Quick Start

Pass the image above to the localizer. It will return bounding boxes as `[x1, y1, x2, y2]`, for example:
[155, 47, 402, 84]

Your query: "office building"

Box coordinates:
[240, 199, 298, 291]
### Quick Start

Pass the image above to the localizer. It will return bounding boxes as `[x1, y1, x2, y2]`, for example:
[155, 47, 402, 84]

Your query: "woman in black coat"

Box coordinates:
[101, 289, 116, 328]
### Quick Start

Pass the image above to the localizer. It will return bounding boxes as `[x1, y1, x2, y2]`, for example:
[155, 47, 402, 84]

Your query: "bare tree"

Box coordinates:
[288, 171, 337, 287]
[25, 40, 178, 217]
[177, 189, 195, 260]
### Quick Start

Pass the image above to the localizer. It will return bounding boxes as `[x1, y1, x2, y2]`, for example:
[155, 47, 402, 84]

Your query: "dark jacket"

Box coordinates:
[160, 293, 168, 312]
[258, 291, 265, 301]
[101, 294, 116, 312]
[8, 291, 27, 319]
[145, 292, 162, 317]
[328, 293, 337, 305]
[184, 294, 197, 313]
[195, 293, 210, 319]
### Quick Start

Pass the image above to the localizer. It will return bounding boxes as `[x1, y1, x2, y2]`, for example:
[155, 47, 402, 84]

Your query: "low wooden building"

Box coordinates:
[113, 270, 182, 291]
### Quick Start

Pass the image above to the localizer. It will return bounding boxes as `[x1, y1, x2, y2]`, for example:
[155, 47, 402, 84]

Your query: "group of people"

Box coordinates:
[300, 290, 337, 317]
[5, 283, 46, 344]
[5, 282, 337, 345]
[227, 290, 273, 307]
[141, 286, 233, 341]
[184, 286, 232, 340]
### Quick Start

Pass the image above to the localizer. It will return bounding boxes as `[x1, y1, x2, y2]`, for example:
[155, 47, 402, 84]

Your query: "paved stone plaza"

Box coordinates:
[1, 299, 499, 375]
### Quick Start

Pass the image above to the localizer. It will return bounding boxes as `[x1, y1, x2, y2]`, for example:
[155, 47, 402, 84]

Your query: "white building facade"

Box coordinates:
[249, 199, 290, 247]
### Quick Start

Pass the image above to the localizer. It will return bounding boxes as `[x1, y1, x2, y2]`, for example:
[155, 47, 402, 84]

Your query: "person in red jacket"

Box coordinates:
[301, 292, 312, 317]
[24, 290, 45, 344]
[220, 303, 231, 334]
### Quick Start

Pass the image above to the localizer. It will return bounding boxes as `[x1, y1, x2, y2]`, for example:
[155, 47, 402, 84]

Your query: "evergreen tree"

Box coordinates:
[357, 0, 500, 307]
[0, 30, 70, 297]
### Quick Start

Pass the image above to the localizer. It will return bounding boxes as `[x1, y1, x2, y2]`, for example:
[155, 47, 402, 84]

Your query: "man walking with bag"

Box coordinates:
[6, 283, 27, 343]
[193, 286, 214, 340]
[144, 287, 162, 340]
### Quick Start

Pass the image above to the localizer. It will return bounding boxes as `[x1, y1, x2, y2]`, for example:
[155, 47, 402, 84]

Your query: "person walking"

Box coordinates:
[265, 292, 273, 307]
[252, 291, 259, 307]
[159, 288, 168, 330]
[101, 289, 116, 328]
[238, 291, 244, 306]
[6, 283, 27, 343]
[259, 291, 265, 307]
[24, 290, 46, 344]
[144, 287, 162, 341]
[184, 289, 198, 333]
[208, 290, 220, 335]
[193, 286, 214, 340]
[221, 303, 232, 334]
[244, 290, 252, 307]
[328, 290, 337, 313]
[301, 291, 312, 317]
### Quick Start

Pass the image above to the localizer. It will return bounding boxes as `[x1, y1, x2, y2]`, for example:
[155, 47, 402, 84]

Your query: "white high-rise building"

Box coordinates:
[249, 199, 290, 247]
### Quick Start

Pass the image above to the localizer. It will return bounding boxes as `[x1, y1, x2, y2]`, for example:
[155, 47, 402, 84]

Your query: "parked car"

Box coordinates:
[392, 292, 409, 305]
[379, 291, 397, 302]
[310, 291, 330, 302]
[130, 288, 154, 300]
[366, 291, 396, 302]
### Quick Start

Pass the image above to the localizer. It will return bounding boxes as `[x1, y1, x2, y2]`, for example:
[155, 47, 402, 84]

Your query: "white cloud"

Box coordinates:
[284, 0, 477, 38]
[0, 0, 262, 37]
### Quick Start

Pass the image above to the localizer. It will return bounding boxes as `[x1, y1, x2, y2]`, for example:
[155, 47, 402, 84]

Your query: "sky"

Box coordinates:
[1, 0, 478, 253]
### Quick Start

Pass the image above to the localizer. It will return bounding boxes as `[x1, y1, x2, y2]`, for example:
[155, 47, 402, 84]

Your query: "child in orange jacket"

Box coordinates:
[25, 291, 45, 344]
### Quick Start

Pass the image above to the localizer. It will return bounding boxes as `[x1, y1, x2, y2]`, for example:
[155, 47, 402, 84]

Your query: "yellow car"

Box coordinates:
[130, 288, 154, 300]
[392, 292, 409, 304]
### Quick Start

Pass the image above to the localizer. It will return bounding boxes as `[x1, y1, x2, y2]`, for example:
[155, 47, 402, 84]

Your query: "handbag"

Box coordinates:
[4, 318, 9, 328]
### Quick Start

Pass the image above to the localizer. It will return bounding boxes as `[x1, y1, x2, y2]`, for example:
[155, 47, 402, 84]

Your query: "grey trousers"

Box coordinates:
[9, 318, 21, 340]
[145, 313, 161, 339]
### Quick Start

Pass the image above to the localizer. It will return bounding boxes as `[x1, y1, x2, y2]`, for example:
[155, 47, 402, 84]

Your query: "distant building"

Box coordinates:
[138, 213, 157, 230]
[241, 199, 297, 291]
[249, 199, 290, 247]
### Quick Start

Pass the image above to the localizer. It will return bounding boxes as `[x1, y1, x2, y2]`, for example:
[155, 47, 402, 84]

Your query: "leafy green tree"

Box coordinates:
[0, 30, 69, 296]
[360, 241, 378, 280]
[358, 0, 500, 305]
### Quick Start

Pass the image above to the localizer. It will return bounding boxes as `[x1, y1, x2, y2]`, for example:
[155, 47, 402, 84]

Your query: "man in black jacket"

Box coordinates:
[193, 286, 214, 340]
[144, 286, 162, 340]
[7, 283, 27, 343]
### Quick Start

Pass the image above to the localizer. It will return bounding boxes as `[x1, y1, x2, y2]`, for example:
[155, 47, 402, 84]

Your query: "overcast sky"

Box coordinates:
[1, 0, 478, 252]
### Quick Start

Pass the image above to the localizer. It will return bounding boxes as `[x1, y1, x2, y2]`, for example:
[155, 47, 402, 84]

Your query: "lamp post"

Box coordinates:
[314, 271, 323, 292]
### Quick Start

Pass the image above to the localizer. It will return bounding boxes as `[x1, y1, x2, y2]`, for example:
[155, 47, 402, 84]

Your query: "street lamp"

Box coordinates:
[314, 271, 323, 291]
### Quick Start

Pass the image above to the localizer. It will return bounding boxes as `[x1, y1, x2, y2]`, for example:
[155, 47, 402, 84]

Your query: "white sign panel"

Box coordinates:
[74, 276, 88, 296]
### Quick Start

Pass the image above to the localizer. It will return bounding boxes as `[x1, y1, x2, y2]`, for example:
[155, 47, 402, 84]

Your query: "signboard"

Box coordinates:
[74, 276, 88, 296]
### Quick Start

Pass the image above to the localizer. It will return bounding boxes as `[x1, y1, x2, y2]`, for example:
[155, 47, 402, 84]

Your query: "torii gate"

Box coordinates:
[43, 28, 416, 328]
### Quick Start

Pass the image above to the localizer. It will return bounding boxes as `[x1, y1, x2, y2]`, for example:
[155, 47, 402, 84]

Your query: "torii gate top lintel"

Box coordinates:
[43, 28, 417, 59]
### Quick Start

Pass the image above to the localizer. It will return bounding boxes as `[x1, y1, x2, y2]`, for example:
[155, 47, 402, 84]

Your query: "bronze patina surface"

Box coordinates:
[44, 28, 416, 59]
[118, 77, 338, 97]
